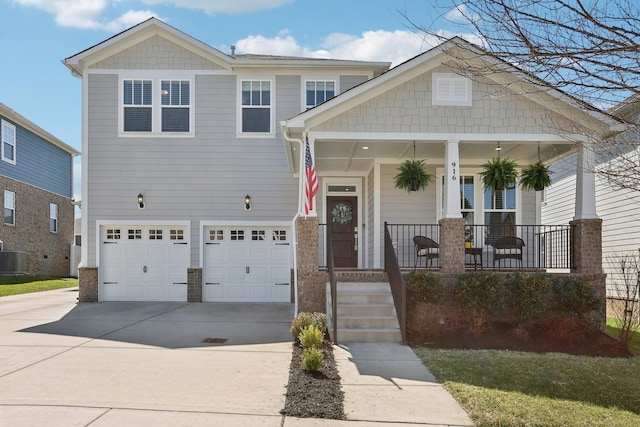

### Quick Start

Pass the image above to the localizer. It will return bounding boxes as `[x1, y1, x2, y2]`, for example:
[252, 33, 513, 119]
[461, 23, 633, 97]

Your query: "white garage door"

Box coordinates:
[203, 226, 291, 302]
[100, 225, 189, 301]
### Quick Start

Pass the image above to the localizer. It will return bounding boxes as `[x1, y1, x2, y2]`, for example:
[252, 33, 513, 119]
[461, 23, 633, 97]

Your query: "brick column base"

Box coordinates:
[438, 218, 465, 275]
[298, 271, 329, 313]
[296, 217, 323, 312]
[78, 267, 98, 302]
[570, 219, 603, 274]
[187, 268, 202, 302]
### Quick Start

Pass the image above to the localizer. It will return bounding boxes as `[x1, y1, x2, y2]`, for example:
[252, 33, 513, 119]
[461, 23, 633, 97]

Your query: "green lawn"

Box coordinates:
[607, 317, 640, 354]
[0, 276, 78, 297]
[415, 348, 640, 427]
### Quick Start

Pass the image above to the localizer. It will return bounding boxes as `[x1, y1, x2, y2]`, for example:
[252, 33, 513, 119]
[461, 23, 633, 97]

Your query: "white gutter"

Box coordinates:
[281, 122, 305, 316]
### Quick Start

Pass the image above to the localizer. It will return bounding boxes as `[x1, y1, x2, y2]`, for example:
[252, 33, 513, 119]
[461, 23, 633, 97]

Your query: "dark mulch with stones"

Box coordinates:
[280, 341, 345, 420]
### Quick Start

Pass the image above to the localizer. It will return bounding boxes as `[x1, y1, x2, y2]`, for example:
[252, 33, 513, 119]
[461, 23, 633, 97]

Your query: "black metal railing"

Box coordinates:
[384, 222, 407, 344]
[318, 223, 327, 269]
[326, 222, 338, 344]
[388, 223, 574, 270]
[385, 224, 440, 269]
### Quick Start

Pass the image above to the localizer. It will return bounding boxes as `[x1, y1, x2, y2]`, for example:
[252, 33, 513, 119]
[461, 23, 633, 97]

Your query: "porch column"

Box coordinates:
[574, 140, 598, 220]
[439, 141, 465, 275]
[296, 216, 327, 313]
[442, 140, 462, 218]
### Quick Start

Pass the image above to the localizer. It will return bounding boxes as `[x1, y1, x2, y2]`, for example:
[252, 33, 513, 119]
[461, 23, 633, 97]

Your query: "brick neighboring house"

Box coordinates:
[0, 103, 79, 276]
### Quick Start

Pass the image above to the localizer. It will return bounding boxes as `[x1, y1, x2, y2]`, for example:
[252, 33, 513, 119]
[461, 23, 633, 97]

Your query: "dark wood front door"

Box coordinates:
[327, 196, 358, 268]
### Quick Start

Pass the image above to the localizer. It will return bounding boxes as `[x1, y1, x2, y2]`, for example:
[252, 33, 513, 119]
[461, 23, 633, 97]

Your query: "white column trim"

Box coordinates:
[574, 141, 599, 220]
[443, 140, 463, 219]
[373, 162, 381, 268]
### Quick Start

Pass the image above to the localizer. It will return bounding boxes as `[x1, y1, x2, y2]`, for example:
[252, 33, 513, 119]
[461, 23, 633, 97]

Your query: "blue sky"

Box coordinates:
[1, 0, 474, 201]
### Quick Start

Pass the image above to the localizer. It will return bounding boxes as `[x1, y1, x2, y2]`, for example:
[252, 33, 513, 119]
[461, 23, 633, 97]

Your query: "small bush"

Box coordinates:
[551, 276, 602, 321]
[300, 347, 324, 372]
[405, 270, 445, 307]
[290, 312, 327, 341]
[454, 272, 506, 332]
[299, 324, 324, 349]
[505, 272, 550, 327]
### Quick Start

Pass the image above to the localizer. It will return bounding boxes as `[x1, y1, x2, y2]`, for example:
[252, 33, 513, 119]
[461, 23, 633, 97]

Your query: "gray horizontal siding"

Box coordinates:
[85, 73, 298, 266]
[0, 115, 73, 197]
[340, 75, 369, 93]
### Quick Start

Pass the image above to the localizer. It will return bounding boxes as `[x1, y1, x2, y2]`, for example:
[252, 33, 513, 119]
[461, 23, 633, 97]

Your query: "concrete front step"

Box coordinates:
[328, 280, 402, 343]
[337, 328, 402, 343]
[337, 315, 399, 329]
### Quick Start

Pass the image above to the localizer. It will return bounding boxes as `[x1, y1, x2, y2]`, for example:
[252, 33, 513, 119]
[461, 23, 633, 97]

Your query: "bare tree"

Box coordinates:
[606, 253, 639, 352]
[406, 0, 640, 191]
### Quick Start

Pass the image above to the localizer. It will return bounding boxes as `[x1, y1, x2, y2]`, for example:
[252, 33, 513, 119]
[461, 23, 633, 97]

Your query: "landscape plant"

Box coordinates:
[505, 272, 550, 328]
[606, 253, 640, 352]
[550, 275, 602, 323]
[298, 324, 324, 350]
[404, 270, 445, 308]
[290, 311, 327, 342]
[453, 271, 506, 332]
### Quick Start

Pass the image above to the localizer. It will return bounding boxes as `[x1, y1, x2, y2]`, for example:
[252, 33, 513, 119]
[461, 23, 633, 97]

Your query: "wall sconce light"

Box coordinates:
[244, 194, 251, 210]
[137, 193, 145, 209]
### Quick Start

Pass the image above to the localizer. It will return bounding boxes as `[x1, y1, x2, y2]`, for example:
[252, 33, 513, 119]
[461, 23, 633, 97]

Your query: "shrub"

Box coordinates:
[299, 324, 325, 349]
[405, 270, 445, 307]
[454, 272, 506, 332]
[505, 272, 550, 327]
[300, 347, 324, 372]
[290, 311, 327, 341]
[550, 275, 602, 321]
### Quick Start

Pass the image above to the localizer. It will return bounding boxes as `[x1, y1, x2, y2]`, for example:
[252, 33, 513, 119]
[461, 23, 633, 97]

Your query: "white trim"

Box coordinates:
[236, 77, 276, 137]
[322, 177, 363, 268]
[118, 74, 195, 137]
[1, 119, 16, 165]
[310, 131, 578, 143]
[373, 162, 381, 268]
[3, 190, 15, 226]
[302, 78, 338, 110]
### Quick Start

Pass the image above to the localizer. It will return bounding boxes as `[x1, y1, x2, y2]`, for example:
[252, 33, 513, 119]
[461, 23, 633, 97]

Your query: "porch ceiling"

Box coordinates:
[287, 137, 575, 174]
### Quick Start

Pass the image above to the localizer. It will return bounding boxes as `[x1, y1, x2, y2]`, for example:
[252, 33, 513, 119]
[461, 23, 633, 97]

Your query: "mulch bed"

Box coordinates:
[413, 320, 635, 358]
[280, 341, 345, 420]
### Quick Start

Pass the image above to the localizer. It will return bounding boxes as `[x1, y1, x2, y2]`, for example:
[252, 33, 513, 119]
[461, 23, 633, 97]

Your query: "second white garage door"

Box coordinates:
[203, 226, 291, 302]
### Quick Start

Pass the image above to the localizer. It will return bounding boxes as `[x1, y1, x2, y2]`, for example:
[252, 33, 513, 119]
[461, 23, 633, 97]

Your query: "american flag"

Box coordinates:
[304, 136, 319, 215]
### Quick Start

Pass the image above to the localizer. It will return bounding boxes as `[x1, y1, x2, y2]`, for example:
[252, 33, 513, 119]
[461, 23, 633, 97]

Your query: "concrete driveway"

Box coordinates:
[0, 288, 296, 426]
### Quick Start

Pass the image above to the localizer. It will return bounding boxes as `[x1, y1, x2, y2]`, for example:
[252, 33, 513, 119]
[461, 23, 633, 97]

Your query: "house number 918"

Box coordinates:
[451, 162, 457, 181]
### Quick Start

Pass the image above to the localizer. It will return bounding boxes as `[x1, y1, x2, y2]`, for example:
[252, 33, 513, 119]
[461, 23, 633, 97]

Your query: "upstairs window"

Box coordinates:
[306, 81, 335, 108]
[432, 73, 472, 106]
[1, 119, 16, 164]
[161, 80, 190, 132]
[241, 80, 272, 133]
[123, 80, 152, 132]
[4, 190, 15, 225]
[122, 77, 193, 135]
[49, 203, 58, 233]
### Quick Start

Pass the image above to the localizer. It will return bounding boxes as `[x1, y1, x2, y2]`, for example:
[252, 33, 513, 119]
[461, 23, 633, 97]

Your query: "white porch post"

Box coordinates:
[574, 140, 599, 220]
[443, 140, 462, 218]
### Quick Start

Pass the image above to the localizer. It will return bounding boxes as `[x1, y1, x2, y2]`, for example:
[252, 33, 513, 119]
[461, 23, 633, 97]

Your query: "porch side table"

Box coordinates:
[465, 247, 483, 270]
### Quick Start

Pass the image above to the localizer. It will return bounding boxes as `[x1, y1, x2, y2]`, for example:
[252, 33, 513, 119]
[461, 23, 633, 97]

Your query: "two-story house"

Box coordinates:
[0, 103, 79, 276]
[65, 18, 622, 314]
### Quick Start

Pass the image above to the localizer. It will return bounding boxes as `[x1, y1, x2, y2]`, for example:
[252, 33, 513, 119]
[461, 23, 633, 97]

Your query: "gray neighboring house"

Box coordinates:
[0, 103, 79, 276]
[64, 18, 622, 311]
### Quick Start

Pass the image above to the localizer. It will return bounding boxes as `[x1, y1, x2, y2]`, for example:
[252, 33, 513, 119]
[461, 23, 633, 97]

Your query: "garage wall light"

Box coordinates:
[244, 194, 251, 210]
[137, 193, 145, 209]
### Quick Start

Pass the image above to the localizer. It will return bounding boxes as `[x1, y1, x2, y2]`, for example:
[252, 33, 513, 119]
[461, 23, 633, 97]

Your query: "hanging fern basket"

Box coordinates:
[520, 160, 553, 192]
[394, 159, 434, 193]
[479, 157, 519, 191]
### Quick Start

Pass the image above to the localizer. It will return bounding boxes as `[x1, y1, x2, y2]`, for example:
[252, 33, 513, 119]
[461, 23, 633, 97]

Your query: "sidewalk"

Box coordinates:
[0, 289, 473, 426]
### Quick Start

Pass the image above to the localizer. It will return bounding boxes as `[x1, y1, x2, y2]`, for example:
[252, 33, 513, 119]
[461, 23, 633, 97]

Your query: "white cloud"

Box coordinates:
[12, 0, 157, 31]
[141, 0, 294, 14]
[235, 29, 467, 67]
[444, 4, 480, 25]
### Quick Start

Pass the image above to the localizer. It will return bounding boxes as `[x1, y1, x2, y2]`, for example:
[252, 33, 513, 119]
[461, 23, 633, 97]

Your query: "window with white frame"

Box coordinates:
[432, 73, 472, 106]
[241, 80, 272, 133]
[1, 119, 16, 164]
[4, 190, 15, 226]
[483, 184, 517, 245]
[161, 80, 190, 132]
[305, 81, 335, 108]
[122, 78, 192, 134]
[49, 203, 58, 233]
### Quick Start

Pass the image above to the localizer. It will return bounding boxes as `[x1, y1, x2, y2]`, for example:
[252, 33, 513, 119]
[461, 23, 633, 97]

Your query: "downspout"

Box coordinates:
[281, 123, 305, 316]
